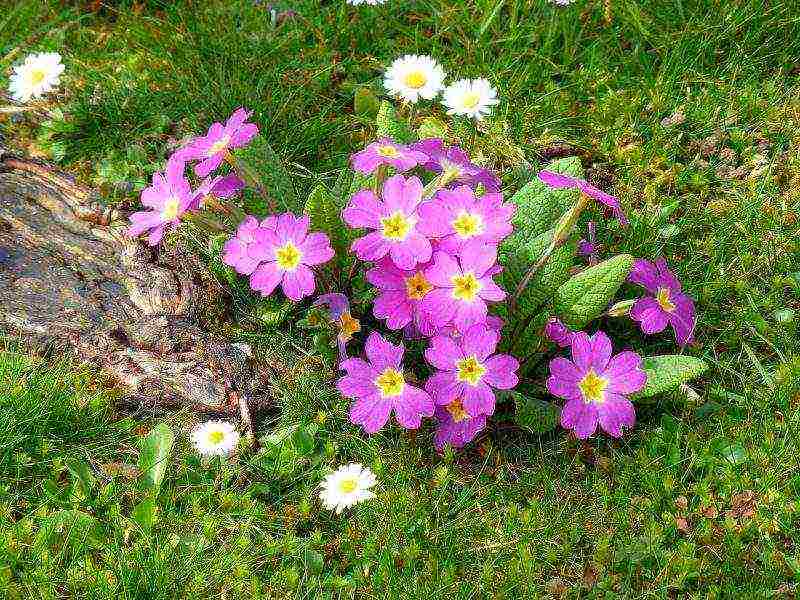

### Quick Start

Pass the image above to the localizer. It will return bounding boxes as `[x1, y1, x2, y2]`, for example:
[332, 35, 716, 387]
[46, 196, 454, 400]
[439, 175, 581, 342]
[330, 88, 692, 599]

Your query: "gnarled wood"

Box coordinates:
[0, 149, 272, 418]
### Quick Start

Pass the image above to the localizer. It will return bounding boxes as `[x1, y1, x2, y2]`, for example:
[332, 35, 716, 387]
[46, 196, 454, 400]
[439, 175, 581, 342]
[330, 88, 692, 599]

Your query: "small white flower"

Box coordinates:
[441, 78, 499, 121]
[319, 463, 377, 514]
[190, 420, 240, 457]
[8, 52, 65, 103]
[348, 0, 386, 5]
[384, 55, 446, 103]
[552, 0, 574, 5]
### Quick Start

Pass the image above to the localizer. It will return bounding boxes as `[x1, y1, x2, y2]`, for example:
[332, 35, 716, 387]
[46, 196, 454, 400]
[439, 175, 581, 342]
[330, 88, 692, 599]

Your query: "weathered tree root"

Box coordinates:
[0, 149, 272, 427]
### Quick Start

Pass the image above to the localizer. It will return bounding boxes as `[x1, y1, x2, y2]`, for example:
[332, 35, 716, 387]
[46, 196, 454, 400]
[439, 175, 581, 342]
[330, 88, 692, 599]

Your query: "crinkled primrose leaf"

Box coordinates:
[631, 355, 708, 400]
[554, 254, 634, 329]
[376, 100, 413, 142]
[511, 391, 561, 433]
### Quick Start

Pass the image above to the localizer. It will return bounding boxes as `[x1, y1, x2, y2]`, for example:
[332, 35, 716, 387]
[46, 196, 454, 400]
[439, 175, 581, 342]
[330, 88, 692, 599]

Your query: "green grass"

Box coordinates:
[2, 0, 800, 597]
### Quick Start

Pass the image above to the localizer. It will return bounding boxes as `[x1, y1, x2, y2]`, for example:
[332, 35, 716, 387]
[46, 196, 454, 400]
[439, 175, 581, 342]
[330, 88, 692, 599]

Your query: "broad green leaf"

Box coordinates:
[416, 117, 448, 140]
[233, 136, 299, 212]
[138, 422, 174, 494]
[512, 392, 561, 434]
[376, 100, 412, 142]
[500, 228, 577, 317]
[34, 510, 104, 556]
[131, 498, 157, 533]
[354, 87, 380, 117]
[254, 296, 295, 329]
[554, 254, 634, 329]
[304, 184, 346, 255]
[510, 156, 583, 243]
[65, 458, 96, 502]
[632, 355, 708, 400]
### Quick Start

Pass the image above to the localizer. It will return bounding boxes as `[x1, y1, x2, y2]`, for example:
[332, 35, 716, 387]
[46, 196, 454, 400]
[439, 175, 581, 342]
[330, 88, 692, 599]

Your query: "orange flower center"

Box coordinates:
[446, 398, 470, 423]
[405, 272, 433, 300]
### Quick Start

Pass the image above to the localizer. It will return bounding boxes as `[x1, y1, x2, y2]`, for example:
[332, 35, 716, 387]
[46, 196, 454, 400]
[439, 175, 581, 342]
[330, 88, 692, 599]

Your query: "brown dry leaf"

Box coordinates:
[676, 517, 690, 533]
[726, 490, 757, 522]
[661, 107, 686, 128]
[701, 505, 719, 519]
[675, 496, 689, 511]
[100, 462, 141, 480]
[582, 564, 599, 589]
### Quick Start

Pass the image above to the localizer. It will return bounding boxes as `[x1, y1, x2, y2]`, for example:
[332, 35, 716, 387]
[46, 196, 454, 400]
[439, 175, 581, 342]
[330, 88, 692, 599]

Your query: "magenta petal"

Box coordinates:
[403, 232, 432, 266]
[147, 224, 167, 246]
[425, 336, 464, 370]
[628, 259, 661, 293]
[250, 262, 283, 297]
[281, 266, 315, 301]
[352, 231, 390, 263]
[589, 331, 613, 371]
[452, 298, 487, 332]
[459, 239, 497, 275]
[603, 351, 646, 394]
[425, 251, 459, 287]
[482, 354, 519, 389]
[461, 323, 499, 360]
[374, 291, 412, 329]
[538, 170, 581, 189]
[477, 278, 506, 302]
[366, 259, 405, 290]
[350, 395, 392, 433]
[416, 201, 452, 237]
[570, 332, 593, 371]
[230, 123, 259, 147]
[561, 399, 599, 439]
[462, 382, 495, 417]
[425, 371, 460, 404]
[669, 295, 696, 346]
[630, 297, 670, 334]
[365, 331, 404, 371]
[546, 373, 582, 403]
[337, 373, 377, 398]
[421, 289, 456, 327]
[389, 241, 415, 271]
[548, 357, 582, 382]
[393, 385, 434, 429]
[597, 394, 635, 437]
[343, 189, 383, 229]
[300, 232, 334, 265]
[194, 153, 224, 178]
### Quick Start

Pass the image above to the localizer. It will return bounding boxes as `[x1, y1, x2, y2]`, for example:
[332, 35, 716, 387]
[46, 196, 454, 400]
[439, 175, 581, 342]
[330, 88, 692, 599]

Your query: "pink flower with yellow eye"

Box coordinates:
[342, 174, 432, 270]
[365, 257, 438, 336]
[178, 107, 259, 178]
[247, 213, 334, 301]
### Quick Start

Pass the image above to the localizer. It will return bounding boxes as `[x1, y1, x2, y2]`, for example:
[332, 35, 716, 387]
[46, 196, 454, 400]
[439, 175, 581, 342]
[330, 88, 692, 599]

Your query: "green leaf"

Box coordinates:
[254, 296, 295, 329]
[233, 136, 299, 212]
[304, 183, 346, 255]
[376, 100, 412, 142]
[35, 510, 104, 557]
[131, 498, 157, 533]
[500, 228, 577, 317]
[632, 355, 708, 400]
[512, 392, 560, 433]
[510, 156, 583, 242]
[554, 254, 634, 329]
[354, 87, 380, 117]
[416, 117, 448, 141]
[65, 458, 96, 502]
[138, 422, 174, 495]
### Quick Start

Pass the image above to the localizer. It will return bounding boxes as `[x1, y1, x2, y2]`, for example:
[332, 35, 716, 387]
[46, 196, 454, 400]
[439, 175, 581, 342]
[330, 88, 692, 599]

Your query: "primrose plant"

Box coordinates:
[127, 98, 707, 452]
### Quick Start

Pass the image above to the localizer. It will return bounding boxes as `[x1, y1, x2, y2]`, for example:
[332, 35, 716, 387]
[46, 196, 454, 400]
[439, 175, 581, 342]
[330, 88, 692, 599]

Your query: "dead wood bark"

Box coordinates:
[0, 149, 272, 420]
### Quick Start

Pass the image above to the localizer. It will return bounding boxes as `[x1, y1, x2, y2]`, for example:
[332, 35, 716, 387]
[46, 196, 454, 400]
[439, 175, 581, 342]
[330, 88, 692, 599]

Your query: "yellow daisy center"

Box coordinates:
[338, 476, 358, 494]
[30, 69, 46, 86]
[461, 91, 481, 109]
[455, 356, 486, 386]
[376, 145, 400, 158]
[656, 287, 676, 312]
[208, 430, 225, 445]
[452, 211, 483, 238]
[403, 70, 427, 89]
[381, 211, 412, 241]
[339, 312, 361, 339]
[578, 369, 609, 404]
[161, 197, 181, 221]
[451, 272, 481, 302]
[208, 134, 231, 156]
[375, 368, 405, 398]
[445, 398, 470, 423]
[275, 241, 302, 271]
[405, 272, 433, 300]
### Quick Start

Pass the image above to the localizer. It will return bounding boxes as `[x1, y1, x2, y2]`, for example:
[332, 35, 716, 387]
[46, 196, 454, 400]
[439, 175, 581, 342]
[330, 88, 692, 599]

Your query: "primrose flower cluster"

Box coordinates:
[338, 136, 520, 449]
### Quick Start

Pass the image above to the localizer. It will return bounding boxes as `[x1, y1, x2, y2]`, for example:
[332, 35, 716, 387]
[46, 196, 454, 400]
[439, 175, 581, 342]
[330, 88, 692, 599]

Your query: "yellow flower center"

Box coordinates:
[275, 241, 302, 271]
[405, 272, 433, 300]
[656, 287, 676, 312]
[375, 368, 405, 398]
[403, 70, 427, 89]
[376, 145, 400, 158]
[339, 312, 361, 340]
[29, 69, 46, 86]
[338, 476, 358, 494]
[161, 197, 181, 221]
[208, 134, 231, 156]
[381, 211, 412, 241]
[445, 398, 470, 423]
[455, 356, 486, 386]
[461, 91, 481, 109]
[451, 272, 481, 302]
[208, 430, 225, 445]
[578, 369, 609, 404]
[452, 211, 483, 238]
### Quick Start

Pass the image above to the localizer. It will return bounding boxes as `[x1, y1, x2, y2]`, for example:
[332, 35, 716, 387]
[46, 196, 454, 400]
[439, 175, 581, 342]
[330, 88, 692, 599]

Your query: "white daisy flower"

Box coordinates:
[383, 55, 446, 103]
[319, 463, 377, 514]
[552, 0, 574, 5]
[441, 78, 499, 121]
[348, 0, 387, 5]
[190, 420, 240, 457]
[8, 52, 65, 103]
